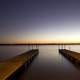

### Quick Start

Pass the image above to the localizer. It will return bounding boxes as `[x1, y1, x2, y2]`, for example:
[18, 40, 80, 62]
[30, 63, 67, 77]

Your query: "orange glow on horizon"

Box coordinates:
[1, 35, 80, 44]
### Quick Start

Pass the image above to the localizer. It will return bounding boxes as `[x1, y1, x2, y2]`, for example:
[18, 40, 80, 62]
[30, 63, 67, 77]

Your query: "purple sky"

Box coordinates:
[0, 0, 80, 43]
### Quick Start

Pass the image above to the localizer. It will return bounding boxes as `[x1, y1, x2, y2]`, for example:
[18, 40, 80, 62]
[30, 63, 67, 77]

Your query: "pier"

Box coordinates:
[59, 49, 80, 65]
[0, 49, 39, 80]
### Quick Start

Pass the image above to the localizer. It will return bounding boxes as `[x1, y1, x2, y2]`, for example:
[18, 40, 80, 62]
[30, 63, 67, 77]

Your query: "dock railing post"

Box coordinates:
[61, 44, 63, 49]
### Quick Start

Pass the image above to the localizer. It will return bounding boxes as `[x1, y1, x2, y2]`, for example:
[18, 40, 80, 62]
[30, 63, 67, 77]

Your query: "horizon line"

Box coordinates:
[1, 43, 80, 45]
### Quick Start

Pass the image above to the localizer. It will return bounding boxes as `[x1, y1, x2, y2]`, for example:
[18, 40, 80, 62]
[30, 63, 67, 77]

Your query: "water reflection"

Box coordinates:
[0, 46, 28, 60]
[0, 45, 39, 61]
[0, 45, 80, 80]
[17, 45, 80, 80]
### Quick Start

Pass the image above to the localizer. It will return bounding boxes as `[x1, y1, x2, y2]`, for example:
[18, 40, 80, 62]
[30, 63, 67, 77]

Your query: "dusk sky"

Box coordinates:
[0, 0, 80, 43]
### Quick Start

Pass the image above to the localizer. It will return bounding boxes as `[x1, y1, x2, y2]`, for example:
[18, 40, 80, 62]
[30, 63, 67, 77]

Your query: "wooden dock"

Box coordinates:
[0, 49, 39, 80]
[59, 49, 80, 64]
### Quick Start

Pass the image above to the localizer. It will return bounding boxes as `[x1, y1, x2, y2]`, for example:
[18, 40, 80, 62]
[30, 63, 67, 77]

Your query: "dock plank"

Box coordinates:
[0, 49, 38, 80]
[59, 49, 80, 64]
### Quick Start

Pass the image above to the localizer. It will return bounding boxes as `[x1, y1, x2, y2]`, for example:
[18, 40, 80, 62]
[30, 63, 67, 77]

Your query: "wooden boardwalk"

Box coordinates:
[0, 49, 39, 80]
[59, 49, 80, 64]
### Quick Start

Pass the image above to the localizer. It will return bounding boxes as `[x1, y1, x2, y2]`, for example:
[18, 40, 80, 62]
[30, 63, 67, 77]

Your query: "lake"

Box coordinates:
[0, 45, 80, 80]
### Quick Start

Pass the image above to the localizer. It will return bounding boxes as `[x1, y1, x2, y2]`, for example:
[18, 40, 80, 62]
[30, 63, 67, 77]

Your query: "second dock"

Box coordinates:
[59, 49, 80, 64]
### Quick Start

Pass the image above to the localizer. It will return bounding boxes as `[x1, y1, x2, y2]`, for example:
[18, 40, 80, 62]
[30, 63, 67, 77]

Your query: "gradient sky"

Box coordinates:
[0, 0, 80, 43]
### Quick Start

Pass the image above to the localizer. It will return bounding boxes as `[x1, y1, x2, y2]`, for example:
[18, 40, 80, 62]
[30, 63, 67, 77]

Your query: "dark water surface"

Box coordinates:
[0, 45, 80, 80]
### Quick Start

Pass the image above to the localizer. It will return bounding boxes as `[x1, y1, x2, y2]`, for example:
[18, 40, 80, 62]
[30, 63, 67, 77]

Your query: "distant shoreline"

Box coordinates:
[0, 43, 80, 45]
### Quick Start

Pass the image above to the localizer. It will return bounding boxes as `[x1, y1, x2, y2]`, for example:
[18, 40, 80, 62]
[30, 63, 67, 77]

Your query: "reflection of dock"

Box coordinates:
[59, 49, 80, 65]
[0, 49, 39, 80]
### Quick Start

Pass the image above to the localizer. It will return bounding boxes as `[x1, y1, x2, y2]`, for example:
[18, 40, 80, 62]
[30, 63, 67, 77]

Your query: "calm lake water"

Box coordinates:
[0, 45, 80, 80]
